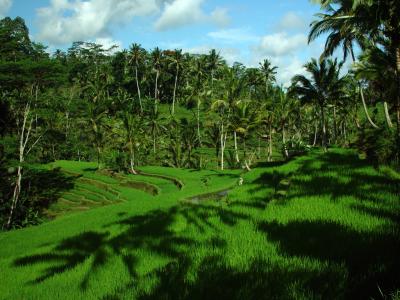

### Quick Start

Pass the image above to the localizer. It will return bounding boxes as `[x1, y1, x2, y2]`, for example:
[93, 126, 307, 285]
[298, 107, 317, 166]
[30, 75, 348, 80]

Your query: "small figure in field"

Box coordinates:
[238, 177, 243, 186]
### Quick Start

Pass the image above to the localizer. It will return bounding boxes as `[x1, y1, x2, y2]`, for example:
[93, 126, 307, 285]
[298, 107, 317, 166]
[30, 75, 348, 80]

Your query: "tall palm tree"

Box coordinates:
[230, 100, 259, 169]
[128, 43, 144, 113]
[168, 49, 184, 115]
[245, 68, 263, 100]
[211, 99, 229, 170]
[151, 47, 163, 108]
[275, 87, 300, 158]
[291, 58, 345, 151]
[116, 89, 142, 174]
[308, 0, 380, 128]
[146, 103, 165, 155]
[259, 59, 278, 95]
[353, 38, 396, 128]
[207, 49, 224, 96]
[191, 56, 208, 144]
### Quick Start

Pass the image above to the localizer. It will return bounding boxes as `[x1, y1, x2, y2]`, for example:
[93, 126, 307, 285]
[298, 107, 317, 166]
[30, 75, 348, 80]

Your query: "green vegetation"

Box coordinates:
[1, 1, 400, 298]
[0, 149, 399, 299]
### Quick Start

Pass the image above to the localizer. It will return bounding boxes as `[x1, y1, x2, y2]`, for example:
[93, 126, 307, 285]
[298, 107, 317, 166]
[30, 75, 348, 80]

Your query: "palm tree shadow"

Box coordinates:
[258, 219, 400, 299]
[14, 231, 109, 284]
[284, 150, 399, 204]
[23, 167, 77, 212]
[12, 202, 249, 294]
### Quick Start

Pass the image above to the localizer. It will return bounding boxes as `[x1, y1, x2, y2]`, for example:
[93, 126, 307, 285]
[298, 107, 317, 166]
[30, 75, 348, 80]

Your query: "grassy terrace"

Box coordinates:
[0, 149, 399, 299]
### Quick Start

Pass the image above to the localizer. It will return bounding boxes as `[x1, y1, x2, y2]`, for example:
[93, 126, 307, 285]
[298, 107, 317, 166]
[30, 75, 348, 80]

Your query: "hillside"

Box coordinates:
[1, 149, 399, 299]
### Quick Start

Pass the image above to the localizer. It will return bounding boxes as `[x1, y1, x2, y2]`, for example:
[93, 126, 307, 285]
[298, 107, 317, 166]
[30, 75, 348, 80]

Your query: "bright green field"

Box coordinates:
[0, 149, 399, 299]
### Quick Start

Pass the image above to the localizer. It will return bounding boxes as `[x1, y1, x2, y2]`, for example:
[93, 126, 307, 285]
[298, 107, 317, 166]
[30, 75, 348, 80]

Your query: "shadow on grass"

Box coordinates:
[13, 203, 248, 294]
[22, 167, 76, 211]
[258, 219, 400, 299]
[11, 150, 400, 299]
[134, 256, 345, 300]
[285, 151, 400, 205]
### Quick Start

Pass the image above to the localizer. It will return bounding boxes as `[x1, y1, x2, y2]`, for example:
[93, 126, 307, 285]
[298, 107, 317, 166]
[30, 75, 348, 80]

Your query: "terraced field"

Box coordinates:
[0, 149, 399, 299]
[43, 160, 241, 219]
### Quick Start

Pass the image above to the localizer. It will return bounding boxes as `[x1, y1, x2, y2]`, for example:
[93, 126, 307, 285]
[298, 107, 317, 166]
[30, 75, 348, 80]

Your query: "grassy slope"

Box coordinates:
[0, 149, 399, 299]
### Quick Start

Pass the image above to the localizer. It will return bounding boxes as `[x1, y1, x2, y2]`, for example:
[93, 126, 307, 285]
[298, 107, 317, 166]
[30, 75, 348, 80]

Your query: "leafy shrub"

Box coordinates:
[354, 125, 398, 166]
[282, 139, 311, 158]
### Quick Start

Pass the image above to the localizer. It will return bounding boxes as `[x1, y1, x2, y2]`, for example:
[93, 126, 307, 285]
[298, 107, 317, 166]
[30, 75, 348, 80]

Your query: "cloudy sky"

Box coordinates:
[1, 0, 327, 85]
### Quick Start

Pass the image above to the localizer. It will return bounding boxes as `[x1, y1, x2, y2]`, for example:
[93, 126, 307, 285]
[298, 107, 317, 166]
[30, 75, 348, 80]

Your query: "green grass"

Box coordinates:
[0, 149, 399, 299]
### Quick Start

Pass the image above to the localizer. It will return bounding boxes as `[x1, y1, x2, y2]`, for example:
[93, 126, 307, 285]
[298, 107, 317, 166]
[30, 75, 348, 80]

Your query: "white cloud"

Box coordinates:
[208, 28, 259, 44]
[256, 32, 307, 57]
[155, 0, 230, 31]
[210, 7, 230, 28]
[274, 57, 307, 87]
[36, 0, 162, 45]
[0, 0, 12, 18]
[94, 37, 122, 53]
[277, 11, 307, 31]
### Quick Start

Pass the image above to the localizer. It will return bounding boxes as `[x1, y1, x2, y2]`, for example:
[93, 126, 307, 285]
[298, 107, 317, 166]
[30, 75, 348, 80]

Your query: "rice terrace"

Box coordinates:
[0, 0, 399, 299]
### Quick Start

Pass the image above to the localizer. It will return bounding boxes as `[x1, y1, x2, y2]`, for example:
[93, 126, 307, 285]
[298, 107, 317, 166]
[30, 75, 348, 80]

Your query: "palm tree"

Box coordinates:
[245, 68, 263, 100]
[291, 58, 345, 151]
[207, 49, 224, 96]
[128, 43, 144, 113]
[168, 49, 184, 115]
[219, 66, 246, 164]
[308, 0, 380, 128]
[191, 56, 208, 144]
[116, 89, 142, 174]
[151, 47, 163, 107]
[211, 99, 229, 170]
[275, 87, 300, 158]
[259, 59, 278, 95]
[353, 38, 396, 128]
[261, 105, 275, 162]
[230, 100, 260, 169]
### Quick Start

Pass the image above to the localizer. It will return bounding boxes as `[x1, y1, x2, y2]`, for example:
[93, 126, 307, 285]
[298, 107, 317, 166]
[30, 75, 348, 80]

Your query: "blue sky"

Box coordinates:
[0, 0, 327, 85]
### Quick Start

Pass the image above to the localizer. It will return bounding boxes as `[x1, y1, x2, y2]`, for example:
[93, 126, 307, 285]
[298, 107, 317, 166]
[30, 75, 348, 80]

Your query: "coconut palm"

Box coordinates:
[259, 59, 278, 95]
[211, 99, 229, 170]
[308, 0, 381, 128]
[151, 47, 163, 107]
[230, 100, 260, 169]
[291, 58, 345, 151]
[353, 38, 397, 128]
[168, 49, 184, 115]
[191, 56, 208, 144]
[128, 43, 144, 113]
[207, 49, 224, 96]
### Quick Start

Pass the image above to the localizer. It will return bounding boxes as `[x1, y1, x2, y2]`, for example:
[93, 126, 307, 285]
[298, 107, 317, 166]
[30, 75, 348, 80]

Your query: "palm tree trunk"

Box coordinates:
[211, 70, 214, 96]
[320, 104, 327, 151]
[268, 124, 273, 162]
[383, 101, 393, 128]
[197, 97, 201, 145]
[333, 105, 337, 144]
[154, 70, 159, 105]
[135, 65, 143, 113]
[97, 146, 101, 169]
[350, 50, 379, 128]
[343, 121, 347, 144]
[313, 121, 318, 146]
[282, 127, 289, 159]
[395, 46, 400, 162]
[153, 130, 156, 155]
[129, 140, 137, 175]
[172, 68, 178, 115]
[234, 131, 239, 163]
[220, 123, 225, 170]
